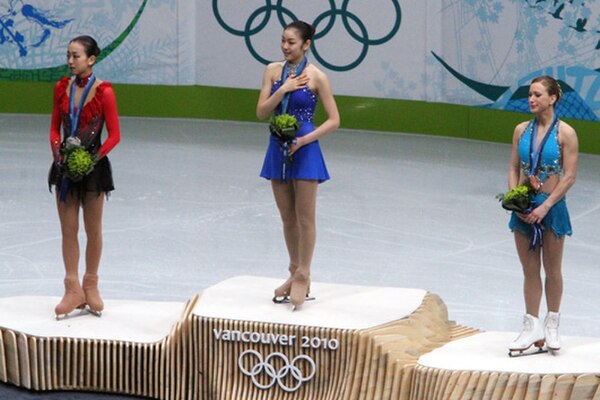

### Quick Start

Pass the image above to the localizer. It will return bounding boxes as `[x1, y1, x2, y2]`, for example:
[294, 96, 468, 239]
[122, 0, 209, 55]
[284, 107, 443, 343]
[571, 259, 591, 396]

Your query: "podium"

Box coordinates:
[0, 295, 194, 398]
[412, 331, 600, 399]
[187, 276, 475, 399]
[1, 276, 599, 399]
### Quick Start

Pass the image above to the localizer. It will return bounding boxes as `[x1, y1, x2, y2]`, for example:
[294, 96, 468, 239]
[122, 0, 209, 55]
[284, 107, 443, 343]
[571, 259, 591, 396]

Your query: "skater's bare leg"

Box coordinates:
[515, 231, 542, 317]
[82, 192, 104, 275]
[509, 231, 545, 352]
[82, 192, 105, 314]
[57, 191, 81, 280]
[289, 180, 318, 308]
[272, 180, 300, 299]
[55, 191, 85, 317]
[542, 231, 564, 312]
[542, 230, 565, 350]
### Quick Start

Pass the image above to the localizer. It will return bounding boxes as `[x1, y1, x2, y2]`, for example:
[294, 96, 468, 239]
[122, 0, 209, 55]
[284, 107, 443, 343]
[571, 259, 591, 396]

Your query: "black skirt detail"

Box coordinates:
[48, 156, 114, 199]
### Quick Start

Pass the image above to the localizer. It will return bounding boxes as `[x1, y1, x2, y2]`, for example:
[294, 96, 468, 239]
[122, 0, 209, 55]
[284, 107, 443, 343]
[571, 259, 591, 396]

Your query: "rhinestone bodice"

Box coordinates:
[272, 80, 318, 123]
[518, 119, 563, 182]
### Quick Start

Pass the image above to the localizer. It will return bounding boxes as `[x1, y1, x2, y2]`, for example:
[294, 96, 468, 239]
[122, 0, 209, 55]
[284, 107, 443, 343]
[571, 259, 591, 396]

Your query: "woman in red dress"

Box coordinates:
[48, 35, 120, 319]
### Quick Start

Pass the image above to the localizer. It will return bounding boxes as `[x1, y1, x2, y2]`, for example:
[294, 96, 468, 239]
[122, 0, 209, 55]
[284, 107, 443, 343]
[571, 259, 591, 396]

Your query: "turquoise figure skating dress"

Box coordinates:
[509, 119, 572, 239]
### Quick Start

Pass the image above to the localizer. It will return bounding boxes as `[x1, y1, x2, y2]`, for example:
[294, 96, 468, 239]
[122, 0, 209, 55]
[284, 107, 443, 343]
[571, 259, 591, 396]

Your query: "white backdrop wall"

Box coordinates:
[1, 0, 600, 120]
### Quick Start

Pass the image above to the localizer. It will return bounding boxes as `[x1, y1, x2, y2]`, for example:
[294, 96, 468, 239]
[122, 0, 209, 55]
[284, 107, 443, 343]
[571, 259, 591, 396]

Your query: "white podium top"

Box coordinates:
[0, 296, 185, 343]
[418, 331, 600, 374]
[193, 275, 427, 330]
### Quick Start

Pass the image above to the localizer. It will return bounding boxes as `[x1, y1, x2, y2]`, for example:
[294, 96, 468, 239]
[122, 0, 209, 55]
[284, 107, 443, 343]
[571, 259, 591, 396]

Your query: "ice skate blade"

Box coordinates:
[85, 305, 103, 317]
[272, 294, 315, 304]
[55, 305, 103, 320]
[272, 295, 289, 304]
[55, 305, 87, 321]
[547, 347, 560, 355]
[508, 346, 548, 357]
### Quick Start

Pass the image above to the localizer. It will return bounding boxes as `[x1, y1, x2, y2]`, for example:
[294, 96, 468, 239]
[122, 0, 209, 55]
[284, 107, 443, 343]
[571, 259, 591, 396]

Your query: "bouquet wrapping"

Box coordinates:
[497, 184, 544, 249]
[60, 137, 96, 182]
[269, 114, 301, 142]
[496, 185, 532, 213]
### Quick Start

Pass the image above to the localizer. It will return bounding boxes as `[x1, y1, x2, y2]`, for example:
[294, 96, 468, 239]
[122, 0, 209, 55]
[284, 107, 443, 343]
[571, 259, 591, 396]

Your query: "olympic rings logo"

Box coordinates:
[212, 0, 402, 71]
[238, 349, 317, 392]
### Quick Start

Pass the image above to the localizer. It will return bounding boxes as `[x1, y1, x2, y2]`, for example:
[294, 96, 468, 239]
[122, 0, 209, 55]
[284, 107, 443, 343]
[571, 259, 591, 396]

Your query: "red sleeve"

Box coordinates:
[97, 85, 121, 158]
[49, 81, 63, 161]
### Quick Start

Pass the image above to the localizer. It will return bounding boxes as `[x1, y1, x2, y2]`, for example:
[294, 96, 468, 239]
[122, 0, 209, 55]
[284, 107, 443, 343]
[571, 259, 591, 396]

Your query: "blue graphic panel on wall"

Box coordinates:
[0, 1, 73, 57]
[434, 0, 600, 121]
[2, 0, 599, 122]
[0, 0, 148, 81]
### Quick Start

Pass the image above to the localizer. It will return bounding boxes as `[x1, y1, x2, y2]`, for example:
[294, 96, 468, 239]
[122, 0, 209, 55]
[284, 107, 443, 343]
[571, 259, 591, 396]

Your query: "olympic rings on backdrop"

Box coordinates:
[238, 349, 317, 392]
[212, 0, 402, 71]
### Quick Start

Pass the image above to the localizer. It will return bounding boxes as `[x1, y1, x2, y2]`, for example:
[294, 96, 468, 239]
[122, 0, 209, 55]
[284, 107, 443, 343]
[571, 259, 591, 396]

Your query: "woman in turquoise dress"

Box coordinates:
[506, 76, 578, 354]
[257, 20, 340, 309]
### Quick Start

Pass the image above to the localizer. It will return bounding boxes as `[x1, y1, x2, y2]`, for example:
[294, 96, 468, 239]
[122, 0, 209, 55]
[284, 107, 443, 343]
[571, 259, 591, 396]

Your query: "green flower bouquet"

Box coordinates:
[61, 137, 96, 182]
[269, 113, 301, 142]
[496, 184, 532, 213]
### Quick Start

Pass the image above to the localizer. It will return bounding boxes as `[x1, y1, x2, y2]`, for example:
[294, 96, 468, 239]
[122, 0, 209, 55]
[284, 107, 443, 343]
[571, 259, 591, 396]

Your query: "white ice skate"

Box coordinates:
[508, 314, 547, 357]
[544, 311, 561, 352]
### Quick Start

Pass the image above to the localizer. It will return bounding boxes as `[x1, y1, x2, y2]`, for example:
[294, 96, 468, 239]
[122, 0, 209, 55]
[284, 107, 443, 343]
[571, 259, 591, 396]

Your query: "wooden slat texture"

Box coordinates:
[16, 333, 30, 389]
[0, 329, 6, 383]
[28, 337, 38, 390]
[0, 291, 598, 399]
[571, 375, 600, 400]
[407, 367, 600, 400]
[3, 329, 19, 385]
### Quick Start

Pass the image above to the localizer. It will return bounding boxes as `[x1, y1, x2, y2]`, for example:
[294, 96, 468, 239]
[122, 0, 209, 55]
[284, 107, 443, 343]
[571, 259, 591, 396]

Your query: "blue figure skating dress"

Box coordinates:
[260, 81, 330, 182]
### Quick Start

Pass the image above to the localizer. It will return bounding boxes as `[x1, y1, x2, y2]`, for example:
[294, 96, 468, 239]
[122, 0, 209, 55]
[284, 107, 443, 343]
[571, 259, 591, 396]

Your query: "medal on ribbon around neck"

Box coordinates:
[528, 116, 558, 192]
[69, 73, 96, 136]
[58, 73, 98, 201]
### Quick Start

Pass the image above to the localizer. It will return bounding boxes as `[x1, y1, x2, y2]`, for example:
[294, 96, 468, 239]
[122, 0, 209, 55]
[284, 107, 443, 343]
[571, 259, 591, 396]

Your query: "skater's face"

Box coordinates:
[528, 82, 556, 114]
[281, 28, 310, 65]
[66, 41, 95, 78]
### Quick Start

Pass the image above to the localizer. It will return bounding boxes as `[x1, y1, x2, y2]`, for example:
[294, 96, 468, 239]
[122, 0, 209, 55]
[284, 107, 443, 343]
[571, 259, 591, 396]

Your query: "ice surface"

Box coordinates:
[1, 113, 599, 340]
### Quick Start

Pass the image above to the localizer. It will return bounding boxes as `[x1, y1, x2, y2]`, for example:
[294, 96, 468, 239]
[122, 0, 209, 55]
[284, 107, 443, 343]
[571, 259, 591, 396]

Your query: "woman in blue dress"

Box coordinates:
[506, 76, 578, 354]
[257, 20, 340, 309]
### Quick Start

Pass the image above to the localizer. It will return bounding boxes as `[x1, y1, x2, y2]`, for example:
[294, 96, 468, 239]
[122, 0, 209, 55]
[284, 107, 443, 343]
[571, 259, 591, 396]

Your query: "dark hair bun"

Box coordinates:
[285, 20, 315, 42]
[70, 35, 101, 58]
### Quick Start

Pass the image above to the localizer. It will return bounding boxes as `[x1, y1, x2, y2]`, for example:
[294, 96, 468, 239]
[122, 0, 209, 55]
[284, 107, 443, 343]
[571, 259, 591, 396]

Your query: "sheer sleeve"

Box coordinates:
[97, 85, 121, 158]
[49, 81, 64, 161]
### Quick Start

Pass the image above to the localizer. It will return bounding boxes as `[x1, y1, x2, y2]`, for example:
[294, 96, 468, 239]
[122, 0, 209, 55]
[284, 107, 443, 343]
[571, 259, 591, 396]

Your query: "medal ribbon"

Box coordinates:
[69, 73, 96, 137]
[528, 115, 558, 177]
[278, 58, 306, 181]
[525, 115, 558, 250]
[279, 57, 307, 115]
[60, 74, 96, 201]
[525, 200, 544, 251]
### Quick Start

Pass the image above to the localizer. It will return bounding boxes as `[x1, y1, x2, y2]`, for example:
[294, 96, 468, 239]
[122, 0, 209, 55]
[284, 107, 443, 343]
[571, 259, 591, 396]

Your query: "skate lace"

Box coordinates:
[546, 328, 558, 341]
[515, 316, 533, 342]
[546, 314, 560, 329]
[545, 315, 559, 344]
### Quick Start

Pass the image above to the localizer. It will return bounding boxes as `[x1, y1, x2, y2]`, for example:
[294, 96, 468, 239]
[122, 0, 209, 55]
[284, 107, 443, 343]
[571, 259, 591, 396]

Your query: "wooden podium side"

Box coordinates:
[19, 275, 600, 399]
[411, 367, 600, 400]
[0, 294, 198, 399]
[411, 331, 600, 399]
[188, 292, 477, 400]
